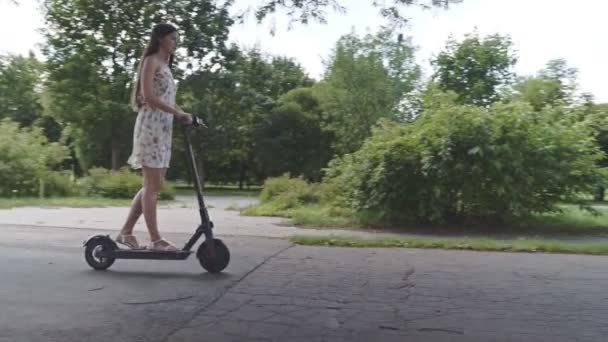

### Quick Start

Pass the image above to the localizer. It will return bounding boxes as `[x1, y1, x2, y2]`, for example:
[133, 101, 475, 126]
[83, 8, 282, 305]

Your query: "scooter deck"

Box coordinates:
[105, 249, 193, 260]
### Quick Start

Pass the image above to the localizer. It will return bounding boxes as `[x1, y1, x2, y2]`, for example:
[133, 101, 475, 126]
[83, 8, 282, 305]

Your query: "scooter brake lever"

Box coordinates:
[191, 116, 207, 128]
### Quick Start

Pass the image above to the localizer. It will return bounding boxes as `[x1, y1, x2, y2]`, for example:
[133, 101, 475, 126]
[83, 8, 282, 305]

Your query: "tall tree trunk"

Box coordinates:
[594, 186, 605, 202]
[238, 160, 246, 190]
[111, 138, 120, 170]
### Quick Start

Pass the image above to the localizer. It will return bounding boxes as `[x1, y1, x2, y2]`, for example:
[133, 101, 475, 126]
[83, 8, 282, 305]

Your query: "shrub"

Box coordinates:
[82, 167, 175, 200]
[259, 174, 319, 209]
[158, 182, 176, 200]
[0, 119, 69, 196]
[96, 168, 142, 199]
[323, 101, 607, 225]
[42, 171, 85, 197]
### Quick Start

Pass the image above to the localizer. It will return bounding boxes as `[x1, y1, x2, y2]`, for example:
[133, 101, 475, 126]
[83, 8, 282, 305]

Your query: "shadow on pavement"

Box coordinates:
[79, 269, 234, 281]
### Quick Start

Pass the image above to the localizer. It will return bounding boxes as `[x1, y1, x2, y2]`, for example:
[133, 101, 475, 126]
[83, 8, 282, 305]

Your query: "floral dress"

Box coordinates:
[127, 63, 176, 169]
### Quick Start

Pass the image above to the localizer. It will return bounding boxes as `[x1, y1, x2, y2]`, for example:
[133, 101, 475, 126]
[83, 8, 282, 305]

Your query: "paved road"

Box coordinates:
[1, 223, 607, 341]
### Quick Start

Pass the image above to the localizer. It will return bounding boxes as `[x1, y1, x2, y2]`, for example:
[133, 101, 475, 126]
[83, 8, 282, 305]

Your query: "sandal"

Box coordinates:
[149, 238, 179, 252]
[115, 233, 146, 250]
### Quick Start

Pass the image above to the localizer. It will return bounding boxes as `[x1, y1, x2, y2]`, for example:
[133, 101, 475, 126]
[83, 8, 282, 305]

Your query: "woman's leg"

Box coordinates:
[119, 188, 144, 236]
[117, 168, 169, 249]
[141, 166, 164, 242]
[142, 166, 176, 250]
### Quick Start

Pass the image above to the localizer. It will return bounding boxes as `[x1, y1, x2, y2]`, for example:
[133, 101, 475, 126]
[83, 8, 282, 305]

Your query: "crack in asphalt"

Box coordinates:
[160, 243, 295, 342]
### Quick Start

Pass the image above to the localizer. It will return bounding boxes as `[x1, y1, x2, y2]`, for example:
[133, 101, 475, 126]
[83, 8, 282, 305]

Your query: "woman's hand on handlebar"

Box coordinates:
[176, 112, 193, 125]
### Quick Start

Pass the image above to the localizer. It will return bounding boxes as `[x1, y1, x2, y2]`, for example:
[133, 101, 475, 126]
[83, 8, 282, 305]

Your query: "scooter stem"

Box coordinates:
[182, 123, 212, 226]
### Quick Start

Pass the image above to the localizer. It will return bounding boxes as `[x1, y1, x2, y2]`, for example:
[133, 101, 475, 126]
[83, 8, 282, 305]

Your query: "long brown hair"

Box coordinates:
[130, 23, 177, 111]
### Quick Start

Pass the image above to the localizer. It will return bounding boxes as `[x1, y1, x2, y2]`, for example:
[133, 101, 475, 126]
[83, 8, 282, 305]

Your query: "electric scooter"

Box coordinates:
[83, 117, 230, 273]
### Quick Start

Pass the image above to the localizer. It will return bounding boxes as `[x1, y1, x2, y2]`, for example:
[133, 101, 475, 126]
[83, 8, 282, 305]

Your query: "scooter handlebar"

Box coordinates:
[187, 116, 207, 128]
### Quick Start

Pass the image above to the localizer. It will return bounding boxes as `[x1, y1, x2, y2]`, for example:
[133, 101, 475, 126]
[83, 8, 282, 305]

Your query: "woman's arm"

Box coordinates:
[175, 104, 194, 124]
[140, 57, 184, 116]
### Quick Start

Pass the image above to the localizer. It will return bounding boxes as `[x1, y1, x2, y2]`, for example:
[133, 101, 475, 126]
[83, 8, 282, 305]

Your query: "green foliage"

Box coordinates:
[0, 53, 45, 127]
[82, 167, 175, 200]
[254, 87, 333, 181]
[538, 58, 579, 102]
[508, 59, 581, 111]
[42, 171, 85, 197]
[591, 103, 608, 164]
[510, 76, 564, 112]
[0, 196, 133, 209]
[323, 101, 607, 225]
[322, 120, 427, 221]
[43, 0, 234, 171]
[250, 0, 463, 28]
[317, 28, 421, 154]
[432, 31, 517, 106]
[176, 47, 314, 186]
[259, 174, 320, 210]
[0, 119, 69, 197]
[290, 235, 608, 255]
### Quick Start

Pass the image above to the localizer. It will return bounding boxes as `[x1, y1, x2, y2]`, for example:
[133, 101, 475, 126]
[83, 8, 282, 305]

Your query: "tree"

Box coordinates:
[254, 87, 333, 181]
[536, 58, 580, 106]
[509, 59, 582, 112]
[176, 47, 314, 187]
[510, 76, 563, 112]
[42, 0, 233, 171]
[0, 53, 45, 127]
[432, 32, 517, 106]
[248, 0, 463, 29]
[585, 102, 608, 201]
[315, 28, 420, 154]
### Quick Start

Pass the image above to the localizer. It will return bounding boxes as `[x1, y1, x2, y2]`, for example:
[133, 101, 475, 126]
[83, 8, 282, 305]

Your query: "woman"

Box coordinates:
[116, 23, 192, 251]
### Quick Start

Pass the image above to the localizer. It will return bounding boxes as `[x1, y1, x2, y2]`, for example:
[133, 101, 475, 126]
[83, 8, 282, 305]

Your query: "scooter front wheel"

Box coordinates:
[197, 239, 230, 273]
[84, 238, 116, 270]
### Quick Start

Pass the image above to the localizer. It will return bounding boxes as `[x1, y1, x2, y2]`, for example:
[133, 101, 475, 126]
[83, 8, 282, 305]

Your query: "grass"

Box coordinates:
[0, 196, 174, 209]
[243, 202, 356, 227]
[519, 205, 608, 235]
[0, 197, 132, 208]
[244, 200, 608, 237]
[2, 184, 259, 210]
[175, 186, 260, 197]
[290, 235, 608, 255]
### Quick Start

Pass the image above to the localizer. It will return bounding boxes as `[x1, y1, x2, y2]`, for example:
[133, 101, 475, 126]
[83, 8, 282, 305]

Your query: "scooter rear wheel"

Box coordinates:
[85, 239, 116, 270]
[197, 239, 230, 273]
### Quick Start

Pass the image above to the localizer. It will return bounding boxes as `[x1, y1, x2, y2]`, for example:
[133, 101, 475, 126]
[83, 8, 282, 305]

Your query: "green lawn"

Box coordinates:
[244, 203, 356, 227]
[175, 186, 260, 197]
[244, 201, 608, 237]
[0, 197, 174, 209]
[249, 200, 608, 254]
[518, 205, 608, 235]
[290, 235, 608, 255]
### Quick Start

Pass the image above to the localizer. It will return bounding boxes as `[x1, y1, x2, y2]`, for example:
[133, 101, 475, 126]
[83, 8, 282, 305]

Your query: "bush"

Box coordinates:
[42, 171, 85, 197]
[0, 119, 69, 196]
[82, 167, 175, 200]
[259, 174, 319, 210]
[323, 101, 607, 225]
[158, 181, 176, 200]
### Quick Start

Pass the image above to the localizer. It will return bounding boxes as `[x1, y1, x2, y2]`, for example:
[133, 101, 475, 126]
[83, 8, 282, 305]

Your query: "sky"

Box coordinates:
[1, 0, 607, 102]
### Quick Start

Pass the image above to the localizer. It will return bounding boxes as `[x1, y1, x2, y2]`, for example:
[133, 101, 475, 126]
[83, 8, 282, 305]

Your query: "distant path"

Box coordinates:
[1, 195, 608, 244]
